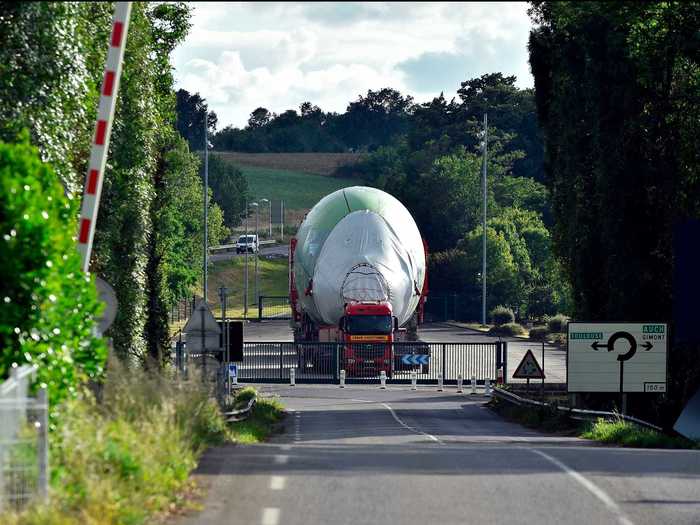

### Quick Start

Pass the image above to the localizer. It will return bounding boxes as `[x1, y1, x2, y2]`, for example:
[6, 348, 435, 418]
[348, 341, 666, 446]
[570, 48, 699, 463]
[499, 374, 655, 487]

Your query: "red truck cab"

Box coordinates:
[339, 301, 396, 377]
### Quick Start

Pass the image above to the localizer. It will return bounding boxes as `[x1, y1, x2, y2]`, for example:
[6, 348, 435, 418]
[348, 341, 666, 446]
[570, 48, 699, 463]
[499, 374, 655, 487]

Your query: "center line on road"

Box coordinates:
[261, 507, 280, 525]
[274, 454, 288, 465]
[269, 475, 286, 490]
[381, 402, 442, 444]
[530, 449, 635, 525]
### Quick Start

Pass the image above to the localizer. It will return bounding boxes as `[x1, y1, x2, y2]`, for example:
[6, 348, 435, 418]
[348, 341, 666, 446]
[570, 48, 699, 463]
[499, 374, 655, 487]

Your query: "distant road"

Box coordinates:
[209, 244, 289, 263]
[179, 384, 700, 525]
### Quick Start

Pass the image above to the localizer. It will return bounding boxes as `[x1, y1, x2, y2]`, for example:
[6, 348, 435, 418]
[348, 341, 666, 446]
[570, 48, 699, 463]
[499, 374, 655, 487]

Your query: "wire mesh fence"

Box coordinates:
[0, 365, 48, 514]
[258, 296, 291, 321]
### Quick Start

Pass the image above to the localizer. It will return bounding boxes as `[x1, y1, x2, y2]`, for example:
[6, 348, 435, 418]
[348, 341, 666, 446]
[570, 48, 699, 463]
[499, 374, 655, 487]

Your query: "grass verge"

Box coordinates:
[491, 396, 698, 448]
[581, 418, 697, 449]
[2, 360, 231, 525]
[227, 387, 285, 444]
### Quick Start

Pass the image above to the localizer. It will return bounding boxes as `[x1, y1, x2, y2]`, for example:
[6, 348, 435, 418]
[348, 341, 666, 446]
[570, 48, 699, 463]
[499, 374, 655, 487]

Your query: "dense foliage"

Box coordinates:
[346, 75, 569, 319]
[0, 137, 106, 408]
[201, 153, 248, 229]
[211, 88, 414, 154]
[528, 1, 700, 416]
[0, 2, 224, 368]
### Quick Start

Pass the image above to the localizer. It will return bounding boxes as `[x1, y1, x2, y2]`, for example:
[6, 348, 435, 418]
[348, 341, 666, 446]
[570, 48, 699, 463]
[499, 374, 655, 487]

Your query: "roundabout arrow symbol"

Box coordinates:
[590, 331, 638, 361]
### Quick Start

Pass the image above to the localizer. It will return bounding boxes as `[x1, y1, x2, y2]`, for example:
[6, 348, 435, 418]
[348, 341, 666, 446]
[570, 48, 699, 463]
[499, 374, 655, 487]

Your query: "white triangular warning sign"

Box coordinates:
[513, 349, 545, 379]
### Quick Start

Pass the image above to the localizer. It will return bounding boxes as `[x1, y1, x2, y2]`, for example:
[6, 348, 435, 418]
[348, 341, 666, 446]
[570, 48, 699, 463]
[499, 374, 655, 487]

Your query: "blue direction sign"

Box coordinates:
[228, 363, 238, 378]
[401, 354, 430, 366]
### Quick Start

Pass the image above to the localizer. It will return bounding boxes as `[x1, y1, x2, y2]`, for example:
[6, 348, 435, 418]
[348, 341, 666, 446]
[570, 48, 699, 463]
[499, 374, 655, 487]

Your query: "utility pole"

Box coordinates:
[254, 203, 259, 306]
[244, 198, 249, 319]
[280, 200, 284, 241]
[481, 112, 488, 326]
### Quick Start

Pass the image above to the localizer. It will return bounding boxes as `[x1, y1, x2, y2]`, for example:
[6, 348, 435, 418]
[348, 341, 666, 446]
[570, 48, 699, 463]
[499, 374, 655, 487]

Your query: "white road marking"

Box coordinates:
[274, 454, 288, 465]
[261, 507, 280, 525]
[280, 444, 292, 451]
[381, 402, 442, 444]
[269, 475, 286, 490]
[531, 449, 635, 525]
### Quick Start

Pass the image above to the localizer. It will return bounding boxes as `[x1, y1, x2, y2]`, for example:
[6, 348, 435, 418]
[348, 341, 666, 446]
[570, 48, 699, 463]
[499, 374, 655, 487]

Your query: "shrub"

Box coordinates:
[488, 322, 525, 336]
[547, 313, 569, 333]
[529, 326, 550, 341]
[490, 305, 515, 326]
[0, 135, 105, 407]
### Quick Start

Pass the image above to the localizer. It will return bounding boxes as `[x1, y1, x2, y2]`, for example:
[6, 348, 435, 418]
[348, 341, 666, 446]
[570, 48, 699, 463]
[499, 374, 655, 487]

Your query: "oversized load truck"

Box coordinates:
[289, 186, 429, 377]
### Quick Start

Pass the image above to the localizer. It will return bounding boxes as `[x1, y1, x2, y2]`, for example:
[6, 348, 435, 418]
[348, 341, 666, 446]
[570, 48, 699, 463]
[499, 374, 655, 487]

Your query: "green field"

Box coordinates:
[238, 165, 357, 211]
[206, 256, 289, 317]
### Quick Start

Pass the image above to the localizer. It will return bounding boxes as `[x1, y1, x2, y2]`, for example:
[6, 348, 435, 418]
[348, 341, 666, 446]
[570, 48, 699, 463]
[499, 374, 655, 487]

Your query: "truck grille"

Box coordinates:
[352, 344, 384, 360]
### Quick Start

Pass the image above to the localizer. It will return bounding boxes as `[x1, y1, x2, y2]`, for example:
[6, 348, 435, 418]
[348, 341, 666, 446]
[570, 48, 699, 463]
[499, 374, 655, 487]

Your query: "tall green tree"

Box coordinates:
[529, 1, 700, 417]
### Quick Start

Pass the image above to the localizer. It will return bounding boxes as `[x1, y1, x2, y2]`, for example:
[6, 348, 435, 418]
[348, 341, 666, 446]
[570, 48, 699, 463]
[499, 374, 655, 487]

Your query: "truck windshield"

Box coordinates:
[346, 315, 392, 334]
[238, 235, 255, 243]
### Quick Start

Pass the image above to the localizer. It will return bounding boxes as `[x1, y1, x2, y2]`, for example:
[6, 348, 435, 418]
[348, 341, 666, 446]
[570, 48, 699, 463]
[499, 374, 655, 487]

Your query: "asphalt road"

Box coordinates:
[179, 385, 700, 525]
[243, 320, 567, 384]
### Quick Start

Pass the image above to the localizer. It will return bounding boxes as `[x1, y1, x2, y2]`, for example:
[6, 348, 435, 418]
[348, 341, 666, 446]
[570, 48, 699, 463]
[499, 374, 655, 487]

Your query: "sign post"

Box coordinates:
[567, 323, 668, 411]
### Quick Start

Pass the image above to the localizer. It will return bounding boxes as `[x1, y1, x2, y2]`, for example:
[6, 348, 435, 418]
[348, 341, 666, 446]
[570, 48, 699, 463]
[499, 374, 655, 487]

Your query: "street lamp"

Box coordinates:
[260, 198, 271, 238]
[480, 113, 488, 326]
[244, 201, 258, 319]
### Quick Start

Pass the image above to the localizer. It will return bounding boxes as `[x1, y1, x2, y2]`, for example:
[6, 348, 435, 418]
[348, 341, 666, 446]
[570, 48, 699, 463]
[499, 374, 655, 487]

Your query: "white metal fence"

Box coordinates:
[0, 365, 48, 513]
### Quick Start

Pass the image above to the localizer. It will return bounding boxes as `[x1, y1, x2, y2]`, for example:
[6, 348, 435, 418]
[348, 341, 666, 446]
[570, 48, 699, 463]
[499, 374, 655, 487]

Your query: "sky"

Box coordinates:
[172, 2, 534, 129]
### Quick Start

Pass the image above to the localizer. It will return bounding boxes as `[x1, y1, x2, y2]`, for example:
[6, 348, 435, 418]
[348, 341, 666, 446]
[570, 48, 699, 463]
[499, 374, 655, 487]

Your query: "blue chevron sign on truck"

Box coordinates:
[401, 354, 430, 366]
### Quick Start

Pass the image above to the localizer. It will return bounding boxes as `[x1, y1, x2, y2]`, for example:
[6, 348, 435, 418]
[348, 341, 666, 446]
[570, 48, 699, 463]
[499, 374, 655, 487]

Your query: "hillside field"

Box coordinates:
[229, 163, 358, 211]
[214, 151, 363, 176]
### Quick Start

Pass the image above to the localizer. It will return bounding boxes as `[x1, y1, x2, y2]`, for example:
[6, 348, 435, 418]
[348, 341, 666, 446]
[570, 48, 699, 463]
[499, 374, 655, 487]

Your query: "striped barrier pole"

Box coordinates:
[77, 2, 132, 272]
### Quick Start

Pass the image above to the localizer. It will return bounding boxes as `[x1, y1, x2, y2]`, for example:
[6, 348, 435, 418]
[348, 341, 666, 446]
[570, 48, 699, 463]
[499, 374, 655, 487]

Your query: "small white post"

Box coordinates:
[437, 373, 443, 392]
[484, 378, 492, 397]
[471, 375, 477, 395]
[457, 374, 463, 393]
[380, 370, 387, 389]
[290, 367, 295, 387]
[340, 369, 346, 388]
[411, 370, 417, 390]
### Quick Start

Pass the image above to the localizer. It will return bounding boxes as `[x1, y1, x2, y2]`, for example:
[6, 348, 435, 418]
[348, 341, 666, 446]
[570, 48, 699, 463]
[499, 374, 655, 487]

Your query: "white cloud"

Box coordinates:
[172, 2, 533, 128]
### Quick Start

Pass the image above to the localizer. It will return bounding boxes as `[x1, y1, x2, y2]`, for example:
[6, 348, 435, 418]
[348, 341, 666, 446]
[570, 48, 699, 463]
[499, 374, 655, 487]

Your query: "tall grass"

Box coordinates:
[581, 418, 697, 449]
[3, 358, 230, 525]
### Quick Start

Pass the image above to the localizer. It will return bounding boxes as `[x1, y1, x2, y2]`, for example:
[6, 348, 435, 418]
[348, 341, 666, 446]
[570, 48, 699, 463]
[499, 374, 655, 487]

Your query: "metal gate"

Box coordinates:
[234, 341, 505, 384]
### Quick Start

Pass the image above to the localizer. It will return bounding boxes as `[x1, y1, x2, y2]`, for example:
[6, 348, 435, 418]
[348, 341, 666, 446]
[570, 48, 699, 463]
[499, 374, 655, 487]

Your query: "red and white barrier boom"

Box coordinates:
[77, 2, 132, 273]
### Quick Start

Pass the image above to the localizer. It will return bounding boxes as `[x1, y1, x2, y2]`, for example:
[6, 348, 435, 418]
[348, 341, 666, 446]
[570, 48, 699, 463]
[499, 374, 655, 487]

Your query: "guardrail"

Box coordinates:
[222, 394, 257, 423]
[210, 240, 277, 253]
[492, 386, 663, 432]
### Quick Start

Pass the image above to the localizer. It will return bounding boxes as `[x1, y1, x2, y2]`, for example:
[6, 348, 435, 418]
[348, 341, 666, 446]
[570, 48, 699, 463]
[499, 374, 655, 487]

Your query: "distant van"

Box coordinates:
[235, 234, 259, 254]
